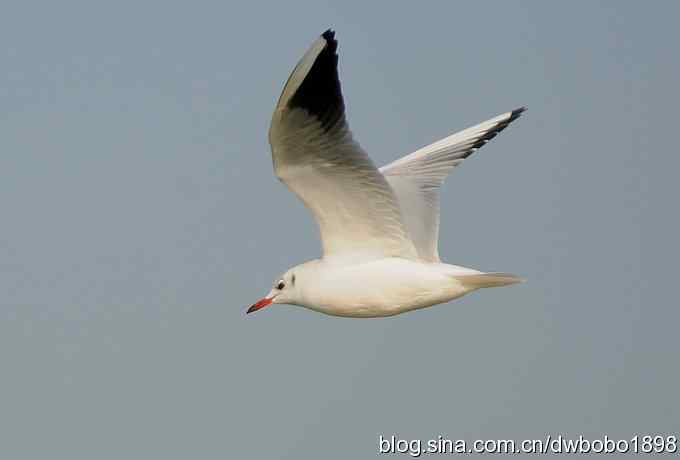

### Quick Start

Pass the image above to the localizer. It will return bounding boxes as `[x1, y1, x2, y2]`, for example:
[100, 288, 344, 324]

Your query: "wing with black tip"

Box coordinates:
[269, 30, 417, 261]
[380, 108, 526, 262]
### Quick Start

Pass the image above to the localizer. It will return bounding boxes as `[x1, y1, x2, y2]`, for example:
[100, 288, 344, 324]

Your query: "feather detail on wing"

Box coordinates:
[269, 30, 418, 261]
[381, 108, 526, 262]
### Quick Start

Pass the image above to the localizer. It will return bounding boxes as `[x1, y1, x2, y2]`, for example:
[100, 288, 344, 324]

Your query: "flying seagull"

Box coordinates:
[248, 30, 525, 317]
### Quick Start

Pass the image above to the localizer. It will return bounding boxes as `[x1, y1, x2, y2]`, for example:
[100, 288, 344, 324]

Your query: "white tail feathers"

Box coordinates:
[454, 272, 525, 288]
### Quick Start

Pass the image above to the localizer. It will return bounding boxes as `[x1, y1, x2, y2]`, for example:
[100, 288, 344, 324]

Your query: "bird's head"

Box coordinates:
[247, 269, 299, 314]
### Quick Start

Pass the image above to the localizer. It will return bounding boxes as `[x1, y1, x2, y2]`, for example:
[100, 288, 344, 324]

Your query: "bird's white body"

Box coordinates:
[280, 259, 479, 317]
[247, 30, 525, 318]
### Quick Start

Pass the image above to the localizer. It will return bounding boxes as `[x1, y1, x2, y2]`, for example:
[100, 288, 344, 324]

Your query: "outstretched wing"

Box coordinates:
[269, 30, 417, 261]
[381, 108, 526, 262]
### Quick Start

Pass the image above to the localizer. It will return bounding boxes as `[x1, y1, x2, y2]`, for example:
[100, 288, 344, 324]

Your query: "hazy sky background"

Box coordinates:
[2, 1, 679, 458]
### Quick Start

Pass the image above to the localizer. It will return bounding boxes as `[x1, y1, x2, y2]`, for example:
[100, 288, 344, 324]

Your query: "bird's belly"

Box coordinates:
[299, 260, 474, 318]
[307, 290, 469, 318]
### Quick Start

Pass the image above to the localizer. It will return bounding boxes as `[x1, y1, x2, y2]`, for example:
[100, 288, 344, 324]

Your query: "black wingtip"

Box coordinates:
[322, 29, 336, 42]
[508, 106, 527, 122]
[466, 107, 527, 154]
[320, 29, 338, 56]
[288, 29, 345, 131]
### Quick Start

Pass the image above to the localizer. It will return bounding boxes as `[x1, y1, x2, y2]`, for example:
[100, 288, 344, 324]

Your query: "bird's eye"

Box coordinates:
[276, 281, 285, 290]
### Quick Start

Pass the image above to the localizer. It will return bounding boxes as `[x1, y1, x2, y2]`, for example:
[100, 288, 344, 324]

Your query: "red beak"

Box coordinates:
[247, 297, 272, 314]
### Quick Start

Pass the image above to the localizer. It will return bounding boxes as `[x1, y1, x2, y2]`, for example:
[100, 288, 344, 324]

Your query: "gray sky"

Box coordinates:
[2, 1, 679, 458]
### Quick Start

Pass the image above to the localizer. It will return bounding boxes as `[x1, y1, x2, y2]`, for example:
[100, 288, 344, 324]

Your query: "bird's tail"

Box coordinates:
[454, 272, 525, 288]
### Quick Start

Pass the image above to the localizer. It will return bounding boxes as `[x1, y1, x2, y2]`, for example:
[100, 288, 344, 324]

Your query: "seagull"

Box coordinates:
[248, 30, 525, 317]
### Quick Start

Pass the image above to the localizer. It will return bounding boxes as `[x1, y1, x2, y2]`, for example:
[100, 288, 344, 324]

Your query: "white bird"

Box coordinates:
[248, 30, 525, 317]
